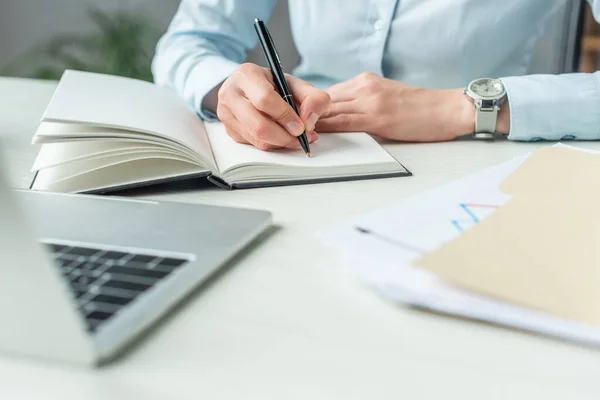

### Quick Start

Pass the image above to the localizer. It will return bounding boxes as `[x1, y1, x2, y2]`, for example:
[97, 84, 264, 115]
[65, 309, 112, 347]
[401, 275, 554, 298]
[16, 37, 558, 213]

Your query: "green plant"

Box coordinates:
[1, 7, 161, 81]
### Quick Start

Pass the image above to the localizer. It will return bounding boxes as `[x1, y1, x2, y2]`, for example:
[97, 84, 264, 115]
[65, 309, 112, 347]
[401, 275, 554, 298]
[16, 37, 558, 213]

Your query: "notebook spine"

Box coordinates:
[207, 175, 233, 190]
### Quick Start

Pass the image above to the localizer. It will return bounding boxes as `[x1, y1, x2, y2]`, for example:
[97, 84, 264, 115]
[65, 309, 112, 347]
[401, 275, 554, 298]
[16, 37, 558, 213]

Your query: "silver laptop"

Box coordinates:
[0, 163, 271, 366]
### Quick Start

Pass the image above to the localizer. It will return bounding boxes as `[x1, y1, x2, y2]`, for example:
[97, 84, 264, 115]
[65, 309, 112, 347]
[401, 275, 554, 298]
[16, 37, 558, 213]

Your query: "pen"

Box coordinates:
[254, 18, 311, 157]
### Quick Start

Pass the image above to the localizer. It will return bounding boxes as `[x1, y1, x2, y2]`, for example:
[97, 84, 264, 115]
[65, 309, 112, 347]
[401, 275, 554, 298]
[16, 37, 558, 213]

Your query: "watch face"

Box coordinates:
[469, 78, 505, 99]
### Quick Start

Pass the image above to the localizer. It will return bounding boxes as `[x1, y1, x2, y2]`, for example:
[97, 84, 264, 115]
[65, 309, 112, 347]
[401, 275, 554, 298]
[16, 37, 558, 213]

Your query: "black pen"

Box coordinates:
[254, 18, 311, 157]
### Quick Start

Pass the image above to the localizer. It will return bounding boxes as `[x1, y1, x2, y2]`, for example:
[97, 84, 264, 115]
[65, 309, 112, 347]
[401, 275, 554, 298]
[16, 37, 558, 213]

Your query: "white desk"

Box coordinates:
[2, 77, 600, 400]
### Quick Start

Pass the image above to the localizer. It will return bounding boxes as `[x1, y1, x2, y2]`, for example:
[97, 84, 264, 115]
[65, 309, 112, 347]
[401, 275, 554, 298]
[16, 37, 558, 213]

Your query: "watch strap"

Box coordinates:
[474, 106, 498, 140]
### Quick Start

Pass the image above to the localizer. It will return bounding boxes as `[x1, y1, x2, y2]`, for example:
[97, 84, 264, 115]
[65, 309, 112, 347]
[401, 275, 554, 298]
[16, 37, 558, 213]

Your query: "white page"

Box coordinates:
[34, 122, 201, 161]
[317, 154, 527, 271]
[340, 250, 600, 349]
[32, 140, 198, 171]
[40, 70, 216, 170]
[38, 151, 196, 184]
[204, 122, 398, 173]
[33, 158, 205, 193]
[337, 155, 525, 254]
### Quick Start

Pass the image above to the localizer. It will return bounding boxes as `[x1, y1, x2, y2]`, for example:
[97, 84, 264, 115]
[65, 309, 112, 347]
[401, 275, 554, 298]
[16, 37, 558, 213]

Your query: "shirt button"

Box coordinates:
[374, 19, 384, 31]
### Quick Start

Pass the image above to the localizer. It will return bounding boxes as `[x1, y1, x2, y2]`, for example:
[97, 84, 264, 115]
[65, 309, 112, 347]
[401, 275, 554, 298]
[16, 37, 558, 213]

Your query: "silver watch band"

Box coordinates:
[474, 106, 498, 140]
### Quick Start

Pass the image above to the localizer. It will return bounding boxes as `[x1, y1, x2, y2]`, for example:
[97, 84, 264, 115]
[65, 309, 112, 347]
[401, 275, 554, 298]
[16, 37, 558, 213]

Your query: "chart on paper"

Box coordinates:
[321, 155, 529, 266]
[353, 196, 505, 260]
[450, 203, 499, 233]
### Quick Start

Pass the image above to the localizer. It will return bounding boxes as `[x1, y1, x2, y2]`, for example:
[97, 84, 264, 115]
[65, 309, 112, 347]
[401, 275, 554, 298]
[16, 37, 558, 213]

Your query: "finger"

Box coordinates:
[286, 75, 331, 131]
[315, 114, 371, 133]
[230, 95, 300, 149]
[324, 80, 357, 103]
[321, 100, 362, 119]
[236, 72, 306, 138]
[217, 106, 250, 144]
[223, 96, 302, 150]
[283, 130, 319, 149]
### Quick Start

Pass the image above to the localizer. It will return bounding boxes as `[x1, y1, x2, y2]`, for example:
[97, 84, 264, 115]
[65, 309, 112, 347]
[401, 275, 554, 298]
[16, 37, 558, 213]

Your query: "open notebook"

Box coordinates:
[30, 70, 410, 193]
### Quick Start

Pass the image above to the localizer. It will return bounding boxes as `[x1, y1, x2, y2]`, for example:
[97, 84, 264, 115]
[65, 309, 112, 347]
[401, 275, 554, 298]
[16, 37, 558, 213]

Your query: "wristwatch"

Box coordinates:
[464, 78, 507, 140]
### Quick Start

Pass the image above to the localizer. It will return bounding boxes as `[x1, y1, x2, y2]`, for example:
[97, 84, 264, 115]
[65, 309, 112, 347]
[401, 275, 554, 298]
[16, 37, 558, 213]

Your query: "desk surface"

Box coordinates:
[2, 77, 600, 400]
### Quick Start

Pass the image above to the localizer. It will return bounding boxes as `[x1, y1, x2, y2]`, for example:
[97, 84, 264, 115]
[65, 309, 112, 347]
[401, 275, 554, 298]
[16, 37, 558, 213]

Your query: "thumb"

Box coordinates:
[286, 75, 331, 132]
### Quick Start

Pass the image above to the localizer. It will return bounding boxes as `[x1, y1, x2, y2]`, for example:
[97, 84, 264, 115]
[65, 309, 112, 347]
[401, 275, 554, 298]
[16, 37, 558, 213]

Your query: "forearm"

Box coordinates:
[151, 0, 277, 118]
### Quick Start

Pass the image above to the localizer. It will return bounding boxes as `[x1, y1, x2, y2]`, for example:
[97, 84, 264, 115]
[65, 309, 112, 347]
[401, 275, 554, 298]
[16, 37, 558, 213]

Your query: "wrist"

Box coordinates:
[496, 98, 511, 135]
[448, 88, 511, 137]
[446, 88, 476, 138]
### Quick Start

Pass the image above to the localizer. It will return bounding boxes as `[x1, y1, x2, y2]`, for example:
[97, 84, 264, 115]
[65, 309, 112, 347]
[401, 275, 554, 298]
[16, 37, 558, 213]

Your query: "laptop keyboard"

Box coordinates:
[45, 242, 189, 334]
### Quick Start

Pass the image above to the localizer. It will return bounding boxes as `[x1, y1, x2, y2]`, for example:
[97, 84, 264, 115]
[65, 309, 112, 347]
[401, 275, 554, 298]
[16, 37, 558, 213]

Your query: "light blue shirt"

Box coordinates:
[152, 0, 600, 141]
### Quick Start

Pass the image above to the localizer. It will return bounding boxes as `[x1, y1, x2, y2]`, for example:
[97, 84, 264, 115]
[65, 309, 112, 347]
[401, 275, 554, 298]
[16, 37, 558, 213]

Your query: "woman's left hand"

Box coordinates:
[316, 72, 480, 142]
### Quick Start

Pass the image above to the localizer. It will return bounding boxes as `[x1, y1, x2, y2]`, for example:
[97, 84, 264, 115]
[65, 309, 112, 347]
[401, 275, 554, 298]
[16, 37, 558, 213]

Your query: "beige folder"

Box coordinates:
[500, 146, 600, 196]
[416, 146, 600, 327]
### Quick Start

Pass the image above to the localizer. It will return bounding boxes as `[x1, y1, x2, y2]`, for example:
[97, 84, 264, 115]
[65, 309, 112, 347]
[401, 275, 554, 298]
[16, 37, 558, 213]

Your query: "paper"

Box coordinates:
[340, 250, 600, 348]
[317, 143, 600, 347]
[204, 122, 400, 173]
[31, 140, 198, 171]
[319, 154, 524, 260]
[417, 145, 600, 327]
[38, 70, 217, 170]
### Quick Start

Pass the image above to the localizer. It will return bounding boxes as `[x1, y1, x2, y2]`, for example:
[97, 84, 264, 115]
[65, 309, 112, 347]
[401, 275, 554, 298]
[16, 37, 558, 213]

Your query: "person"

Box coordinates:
[152, 1, 600, 151]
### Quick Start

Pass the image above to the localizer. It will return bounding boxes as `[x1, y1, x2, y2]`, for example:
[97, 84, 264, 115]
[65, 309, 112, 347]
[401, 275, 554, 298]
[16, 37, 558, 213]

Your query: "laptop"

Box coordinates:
[0, 159, 271, 366]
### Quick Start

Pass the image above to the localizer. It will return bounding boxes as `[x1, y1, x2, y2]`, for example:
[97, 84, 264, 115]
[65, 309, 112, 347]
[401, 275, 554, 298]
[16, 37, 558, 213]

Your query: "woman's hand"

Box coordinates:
[216, 63, 331, 150]
[316, 72, 479, 142]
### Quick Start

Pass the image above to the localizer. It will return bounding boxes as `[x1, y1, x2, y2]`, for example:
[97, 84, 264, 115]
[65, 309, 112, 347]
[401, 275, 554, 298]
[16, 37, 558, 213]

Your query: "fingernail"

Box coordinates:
[304, 113, 319, 132]
[310, 132, 319, 142]
[286, 120, 304, 136]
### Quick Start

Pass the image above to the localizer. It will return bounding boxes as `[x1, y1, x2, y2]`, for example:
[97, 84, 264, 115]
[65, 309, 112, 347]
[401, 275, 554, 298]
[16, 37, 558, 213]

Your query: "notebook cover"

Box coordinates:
[29, 170, 212, 195]
[227, 167, 412, 189]
[30, 166, 412, 193]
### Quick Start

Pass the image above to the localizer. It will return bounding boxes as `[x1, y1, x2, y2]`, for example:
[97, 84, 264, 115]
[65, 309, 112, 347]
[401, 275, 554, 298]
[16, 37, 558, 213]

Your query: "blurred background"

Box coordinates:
[1, 0, 600, 81]
[0, 0, 296, 80]
[581, 2, 600, 72]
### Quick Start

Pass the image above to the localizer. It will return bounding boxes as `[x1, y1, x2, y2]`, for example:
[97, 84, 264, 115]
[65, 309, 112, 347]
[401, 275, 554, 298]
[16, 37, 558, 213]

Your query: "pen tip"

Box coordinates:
[306, 152, 312, 158]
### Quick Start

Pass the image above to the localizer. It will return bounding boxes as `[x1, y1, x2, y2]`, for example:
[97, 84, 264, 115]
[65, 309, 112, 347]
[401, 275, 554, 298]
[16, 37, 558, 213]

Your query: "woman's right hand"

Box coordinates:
[216, 63, 331, 151]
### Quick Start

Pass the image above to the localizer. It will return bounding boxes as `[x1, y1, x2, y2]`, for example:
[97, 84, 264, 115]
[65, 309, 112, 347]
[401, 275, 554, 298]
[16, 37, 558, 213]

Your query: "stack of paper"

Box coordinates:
[318, 144, 600, 347]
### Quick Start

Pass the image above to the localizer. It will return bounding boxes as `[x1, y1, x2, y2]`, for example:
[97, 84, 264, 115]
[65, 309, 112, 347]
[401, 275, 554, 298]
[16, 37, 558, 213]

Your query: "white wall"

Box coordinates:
[0, 0, 298, 75]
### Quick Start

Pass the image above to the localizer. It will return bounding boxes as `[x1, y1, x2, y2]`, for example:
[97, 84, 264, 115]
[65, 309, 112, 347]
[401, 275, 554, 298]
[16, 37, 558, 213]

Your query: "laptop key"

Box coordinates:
[85, 310, 113, 321]
[98, 251, 130, 262]
[101, 279, 153, 292]
[56, 257, 80, 269]
[65, 247, 103, 257]
[157, 257, 187, 269]
[106, 266, 170, 280]
[89, 294, 133, 306]
[129, 254, 157, 264]
[47, 243, 68, 253]
[70, 273, 99, 287]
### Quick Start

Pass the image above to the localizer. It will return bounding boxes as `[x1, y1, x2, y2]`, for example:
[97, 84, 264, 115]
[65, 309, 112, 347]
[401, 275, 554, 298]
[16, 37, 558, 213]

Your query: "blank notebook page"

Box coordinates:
[204, 122, 399, 173]
[41, 70, 215, 167]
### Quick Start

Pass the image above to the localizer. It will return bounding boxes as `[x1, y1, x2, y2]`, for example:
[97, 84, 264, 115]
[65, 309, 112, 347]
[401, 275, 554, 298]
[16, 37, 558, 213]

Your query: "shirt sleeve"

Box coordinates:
[501, 0, 600, 141]
[151, 0, 278, 120]
[501, 73, 600, 141]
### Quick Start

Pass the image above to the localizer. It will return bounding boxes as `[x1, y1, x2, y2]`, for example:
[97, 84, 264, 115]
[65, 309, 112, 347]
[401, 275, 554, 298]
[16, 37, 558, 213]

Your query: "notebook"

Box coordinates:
[30, 70, 410, 193]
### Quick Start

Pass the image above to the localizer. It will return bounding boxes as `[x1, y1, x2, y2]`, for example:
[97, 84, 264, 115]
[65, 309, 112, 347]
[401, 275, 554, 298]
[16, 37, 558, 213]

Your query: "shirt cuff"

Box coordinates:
[183, 56, 240, 121]
[501, 73, 600, 141]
